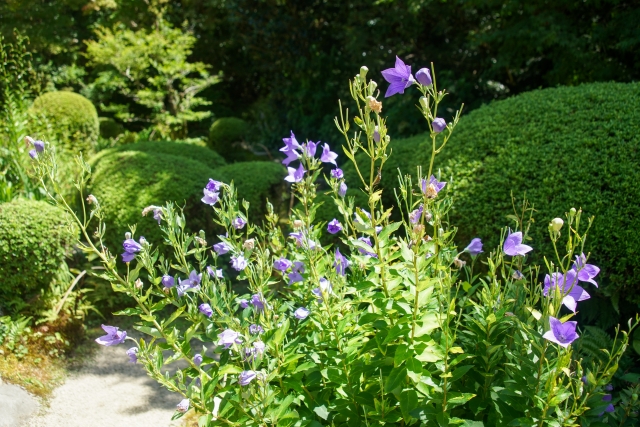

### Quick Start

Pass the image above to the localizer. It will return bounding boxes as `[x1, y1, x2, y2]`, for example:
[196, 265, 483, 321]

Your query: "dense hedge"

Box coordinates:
[208, 117, 261, 162]
[99, 117, 124, 139]
[211, 161, 288, 219]
[0, 199, 78, 311]
[31, 91, 99, 154]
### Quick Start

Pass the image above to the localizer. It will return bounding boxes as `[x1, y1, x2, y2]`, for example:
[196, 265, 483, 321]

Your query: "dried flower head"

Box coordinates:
[367, 96, 382, 113]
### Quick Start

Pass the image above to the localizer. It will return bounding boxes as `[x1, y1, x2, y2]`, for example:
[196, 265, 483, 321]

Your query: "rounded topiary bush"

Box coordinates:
[432, 82, 640, 314]
[0, 199, 79, 312]
[211, 161, 288, 219]
[99, 117, 125, 139]
[208, 117, 261, 162]
[31, 91, 100, 154]
[89, 149, 219, 251]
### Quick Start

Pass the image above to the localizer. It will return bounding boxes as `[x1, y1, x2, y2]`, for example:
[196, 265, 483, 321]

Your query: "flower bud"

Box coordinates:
[368, 80, 377, 93]
[243, 238, 255, 250]
[415, 68, 433, 86]
[293, 219, 304, 229]
[550, 217, 564, 232]
[419, 96, 429, 110]
[569, 207, 577, 216]
[139, 236, 147, 245]
[359, 65, 369, 79]
[632, 393, 638, 401]
[125, 232, 132, 239]
[135, 278, 143, 289]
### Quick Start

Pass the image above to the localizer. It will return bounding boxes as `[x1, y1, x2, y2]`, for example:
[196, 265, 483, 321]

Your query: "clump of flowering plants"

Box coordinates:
[30, 58, 639, 426]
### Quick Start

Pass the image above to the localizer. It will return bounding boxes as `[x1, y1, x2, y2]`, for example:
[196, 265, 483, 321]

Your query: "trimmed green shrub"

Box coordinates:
[89, 149, 219, 250]
[0, 199, 78, 312]
[31, 91, 99, 154]
[208, 117, 262, 162]
[99, 117, 124, 139]
[211, 161, 288, 219]
[434, 82, 640, 314]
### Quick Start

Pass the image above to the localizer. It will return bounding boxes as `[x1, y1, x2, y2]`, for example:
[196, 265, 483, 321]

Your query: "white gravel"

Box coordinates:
[24, 338, 184, 427]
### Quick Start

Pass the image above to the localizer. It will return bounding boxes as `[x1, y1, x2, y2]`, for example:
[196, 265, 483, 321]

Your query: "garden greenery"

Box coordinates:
[30, 59, 639, 426]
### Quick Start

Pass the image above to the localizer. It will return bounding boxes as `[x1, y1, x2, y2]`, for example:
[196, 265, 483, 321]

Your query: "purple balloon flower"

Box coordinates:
[33, 140, 45, 153]
[273, 257, 292, 272]
[381, 56, 415, 97]
[29, 149, 37, 159]
[357, 236, 377, 257]
[432, 118, 447, 133]
[126, 347, 138, 363]
[239, 299, 249, 309]
[280, 131, 302, 166]
[249, 324, 264, 335]
[177, 399, 190, 413]
[303, 141, 317, 157]
[465, 238, 483, 256]
[599, 394, 615, 415]
[153, 209, 162, 224]
[251, 293, 265, 312]
[162, 274, 175, 288]
[181, 270, 202, 289]
[320, 143, 338, 165]
[421, 175, 446, 198]
[213, 241, 231, 255]
[542, 316, 579, 348]
[285, 163, 306, 183]
[253, 340, 265, 355]
[415, 68, 432, 86]
[327, 219, 343, 234]
[294, 307, 310, 320]
[238, 370, 257, 386]
[373, 127, 381, 143]
[572, 253, 600, 287]
[334, 248, 349, 276]
[338, 182, 347, 197]
[232, 217, 246, 229]
[193, 353, 203, 366]
[503, 231, 533, 257]
[199, 303, 213, 318]
[543, 270, 590, 312]
[201, 189, 220, 206]
[231, 255, 248, 271]
[121, 238, 143, 263]
[288, 261, 305, 284]
[95, 324, 127, 346]
[206, 179, 223, 192]
[206, 266, 223, 279]
[409, 205, 424, 224]
[217, 329, 240, 348]
[331, 168, 344, 179]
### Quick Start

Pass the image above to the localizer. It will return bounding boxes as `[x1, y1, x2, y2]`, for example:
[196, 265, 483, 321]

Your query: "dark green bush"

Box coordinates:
[99, 117, 124, 139]
[208, 117, 262, 162]
[0, 199, 78, 312]
[89, 149, 219, 250]
[31, 91, 99, 154]
[434, 82, 640, 316]
[211, 161, 288, 219]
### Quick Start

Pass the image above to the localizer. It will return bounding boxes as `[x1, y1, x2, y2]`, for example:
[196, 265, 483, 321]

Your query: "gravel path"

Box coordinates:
[24, 338, 184, 427]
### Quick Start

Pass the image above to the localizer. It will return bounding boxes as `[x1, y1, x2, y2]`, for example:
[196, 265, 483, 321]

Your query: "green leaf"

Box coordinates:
[378, 221, 402, 241]
[406, 357, 423, 383]
[384, 366, 407, 393]
[293, 361, 317, 374]
[273, 318, 290, 346]
[163, 305, 185, 328]
[446, 392, 476, 410]
[133, 325, 163, 338]
[313, 404, 329, 420]
[400, 389, 418, 422]
[394, 344, 409, 367]
[113, 307, 143, 316]
[218, 364, 243, 376]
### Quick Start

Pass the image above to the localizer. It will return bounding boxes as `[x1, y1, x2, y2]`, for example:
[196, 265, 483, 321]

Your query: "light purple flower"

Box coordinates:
[273, 257, 292, 272]
[280, 131, 302, 166]
[253, 341, 265, 355]
[193, 353, 203, 366]
[338, 182, 347, 197]
[288, 261, 305, 284]
[232, 217, 246, 229]
[572, 253, 600, 287]
[126, 347, 138, 363]
[217, 329, 240, 348]
[153, 209, 162, 224]
[512, 270, 524, 280]
[543, 269, 590, 312]
[213, 241, 231, 255]
[465, 238, 483, 256]
[162, 275, 175, 288]
[331, 168, 344, 179]
[238, 370, 257, 386]
[358, 236, 377, 257]
[199, 303, 213, 318]
[249, 324, 264, 335]
[121, 238, 143, 263]
[251, 293, 265, 312]
[432, 118, 447, 133]
[176, 281, 190, 297]
[206, 266, 223, 279]
[373, 126, 381, 143]
[206, 179, 223, 192]
[319, 277, 333, 294]
[29, 149, 37, 159]
[294, 307, 310, 320]
[312, 287, 322, 301]
[303, 141, 317, 157]
[409, 205, 424, 224]
[421, 175, 446, 198]
[33, 140, 45, 153]
[95, 324, 127, 346]
[239, 299, 249, 309]
[503, 231, 533, 257]
[415, 68, 432, 86]
[334, 248, 349, 276]
[542, 316, 579, 348]
[320, 143, 338, 165]
[327, 219, 342, 234]
[180, 270, 202, 289]
[381, 56, 415, 97]
[202, 189, 220, 206]
[285, 163, 306, 183]
[231, 255, 248, 271]
[177, 399, 190, 413]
